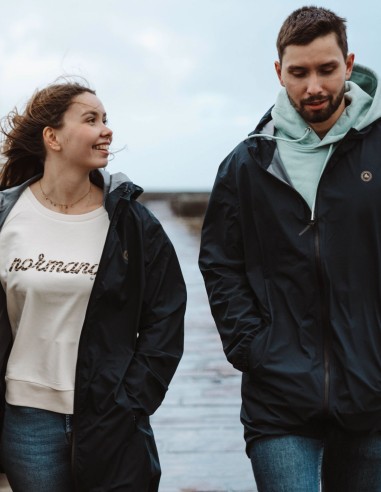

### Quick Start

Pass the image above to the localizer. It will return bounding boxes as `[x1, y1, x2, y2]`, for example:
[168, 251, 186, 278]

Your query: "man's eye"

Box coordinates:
[291, 72, 306, 78]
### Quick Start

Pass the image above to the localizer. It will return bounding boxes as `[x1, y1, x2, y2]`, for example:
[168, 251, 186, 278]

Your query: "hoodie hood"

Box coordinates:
[271, 63, 381, 147]
[350, 64, 380, 130]
[265, 64, 381, 212]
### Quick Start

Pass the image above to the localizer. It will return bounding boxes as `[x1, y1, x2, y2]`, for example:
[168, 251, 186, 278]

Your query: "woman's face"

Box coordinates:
[53, 92, 113, 171]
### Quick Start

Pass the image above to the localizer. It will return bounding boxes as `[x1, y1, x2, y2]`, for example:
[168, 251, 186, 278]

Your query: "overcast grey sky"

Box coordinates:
[0, 0, 379, 190]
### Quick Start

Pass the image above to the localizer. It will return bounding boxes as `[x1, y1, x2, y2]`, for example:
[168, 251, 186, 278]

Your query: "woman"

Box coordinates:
[0, 79, 186, 491]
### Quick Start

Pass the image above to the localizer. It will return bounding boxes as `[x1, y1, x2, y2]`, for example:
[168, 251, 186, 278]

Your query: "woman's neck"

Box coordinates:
[30, 171, 104, 215]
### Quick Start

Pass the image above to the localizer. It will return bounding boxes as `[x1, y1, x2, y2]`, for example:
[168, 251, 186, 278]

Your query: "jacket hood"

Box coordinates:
[270, 63, 381, 148]
[99, 169, 143, 199]
[99, 169, 143, 219]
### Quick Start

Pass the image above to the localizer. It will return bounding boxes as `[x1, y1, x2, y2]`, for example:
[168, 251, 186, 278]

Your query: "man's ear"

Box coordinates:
[345, 53, 355, 80]
[275, 61, 284, 86]
[42, 127, 61, 151]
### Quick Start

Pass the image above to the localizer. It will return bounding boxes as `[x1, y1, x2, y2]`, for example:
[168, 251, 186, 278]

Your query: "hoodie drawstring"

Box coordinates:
[247, 126, 312, 143]
[309, 144, 334, 221]
[298, 143, 334, 236]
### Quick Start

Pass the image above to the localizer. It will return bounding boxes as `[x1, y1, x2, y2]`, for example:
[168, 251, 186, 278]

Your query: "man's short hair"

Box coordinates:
[276, 6, 348, 63]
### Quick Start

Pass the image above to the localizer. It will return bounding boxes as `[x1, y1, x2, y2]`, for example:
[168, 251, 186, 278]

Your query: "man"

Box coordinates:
[199, 6, 381, 491]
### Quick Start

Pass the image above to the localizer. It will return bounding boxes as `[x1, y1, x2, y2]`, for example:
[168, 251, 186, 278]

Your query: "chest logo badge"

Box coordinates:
[361, 171, 373, 182]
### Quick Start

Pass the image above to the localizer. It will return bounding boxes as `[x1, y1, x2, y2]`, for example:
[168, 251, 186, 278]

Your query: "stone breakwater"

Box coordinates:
[139, 192, 210, 235]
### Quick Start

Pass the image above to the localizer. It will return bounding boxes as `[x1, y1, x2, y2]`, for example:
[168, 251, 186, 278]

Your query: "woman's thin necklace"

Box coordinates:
[39, 180, 92, 211]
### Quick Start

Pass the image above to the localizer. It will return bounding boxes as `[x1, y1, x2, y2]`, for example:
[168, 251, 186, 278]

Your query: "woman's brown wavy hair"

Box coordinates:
[0, 79, 96, 189]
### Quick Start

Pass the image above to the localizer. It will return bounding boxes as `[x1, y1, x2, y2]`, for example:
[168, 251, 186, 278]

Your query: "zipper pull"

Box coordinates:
[299, 220, 315, 236]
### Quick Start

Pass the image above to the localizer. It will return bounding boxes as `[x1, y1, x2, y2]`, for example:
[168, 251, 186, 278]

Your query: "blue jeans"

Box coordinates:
[250, 429, 381, 492]
[0, 403, 74, 492]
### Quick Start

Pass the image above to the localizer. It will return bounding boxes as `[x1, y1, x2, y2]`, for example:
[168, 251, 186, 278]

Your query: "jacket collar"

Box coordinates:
[0, 170, 144, 229]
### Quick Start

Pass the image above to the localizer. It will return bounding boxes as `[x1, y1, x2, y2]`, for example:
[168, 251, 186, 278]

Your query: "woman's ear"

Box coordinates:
[43, 127, 61, 152]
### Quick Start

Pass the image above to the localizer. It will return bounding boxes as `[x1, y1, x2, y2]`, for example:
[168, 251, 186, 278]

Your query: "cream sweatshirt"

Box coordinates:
[0, 187, 109, 414]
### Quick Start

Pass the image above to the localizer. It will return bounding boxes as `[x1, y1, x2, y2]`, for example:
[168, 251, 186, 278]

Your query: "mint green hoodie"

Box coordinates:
[270, 64, 381, 212]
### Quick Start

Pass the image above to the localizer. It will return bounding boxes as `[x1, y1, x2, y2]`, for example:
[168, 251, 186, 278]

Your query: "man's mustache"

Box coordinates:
[301, 95, 331, 105]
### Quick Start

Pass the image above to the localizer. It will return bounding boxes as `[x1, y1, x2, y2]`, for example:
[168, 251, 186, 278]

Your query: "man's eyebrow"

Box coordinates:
[319, 61, 339, 69]
[287, 65, 306, 71]
[287, 61, 339, 71]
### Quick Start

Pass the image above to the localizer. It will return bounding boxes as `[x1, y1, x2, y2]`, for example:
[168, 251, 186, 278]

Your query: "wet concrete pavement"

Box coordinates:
[0, 199, 257, 492]
[148, 200, 256, 492]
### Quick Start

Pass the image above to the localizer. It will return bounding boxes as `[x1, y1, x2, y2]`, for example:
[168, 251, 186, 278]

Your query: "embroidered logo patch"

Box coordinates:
[361, 171, 373, 182]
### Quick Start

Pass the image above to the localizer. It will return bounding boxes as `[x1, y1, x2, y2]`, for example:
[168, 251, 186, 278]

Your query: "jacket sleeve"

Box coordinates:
[124, 207, 186, 415]
[199, 150, 264, 373]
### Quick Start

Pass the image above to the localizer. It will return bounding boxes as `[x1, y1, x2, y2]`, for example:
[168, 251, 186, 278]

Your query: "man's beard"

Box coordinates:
[288, 84, 346, 124]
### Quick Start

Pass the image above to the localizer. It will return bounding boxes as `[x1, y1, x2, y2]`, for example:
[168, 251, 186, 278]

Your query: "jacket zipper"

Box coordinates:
[256, 151, 332, 414]
[71, 192, 130, 490]
[311, 219, 330, 413]
[249, 129, 365, 417]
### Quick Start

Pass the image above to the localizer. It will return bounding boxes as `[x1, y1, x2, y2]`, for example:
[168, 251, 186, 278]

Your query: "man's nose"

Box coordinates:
[306, 74, 323, 95]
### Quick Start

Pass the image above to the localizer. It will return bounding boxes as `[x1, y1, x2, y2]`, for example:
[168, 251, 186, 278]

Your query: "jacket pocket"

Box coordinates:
[248, 324, 271, 379]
